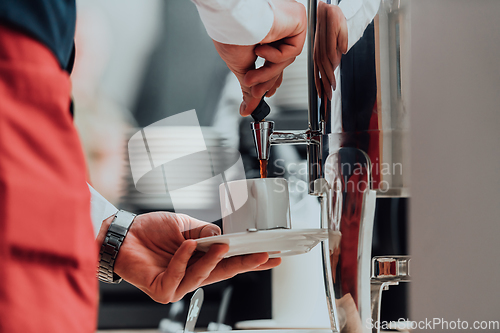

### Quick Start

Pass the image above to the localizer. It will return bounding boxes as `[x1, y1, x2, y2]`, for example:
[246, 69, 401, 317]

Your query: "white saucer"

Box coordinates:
[200, 329, 331, 333]
[195, 228, 327, 258]
[236, 319, 330, 330]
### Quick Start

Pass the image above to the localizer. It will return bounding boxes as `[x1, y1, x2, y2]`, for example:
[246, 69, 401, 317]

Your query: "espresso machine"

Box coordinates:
[250, 0, 411, 331]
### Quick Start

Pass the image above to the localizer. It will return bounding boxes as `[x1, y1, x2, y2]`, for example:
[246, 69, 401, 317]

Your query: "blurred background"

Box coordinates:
[71, 0, 500, 331]
[72, 0, 410, 330]
[72, 0, 500, 329]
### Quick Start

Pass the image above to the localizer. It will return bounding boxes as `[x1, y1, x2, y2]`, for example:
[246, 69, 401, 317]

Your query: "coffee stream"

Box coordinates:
[259, 159, 268, 178]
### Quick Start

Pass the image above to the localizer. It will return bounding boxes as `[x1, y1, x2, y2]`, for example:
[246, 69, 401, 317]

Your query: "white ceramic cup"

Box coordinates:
[219, 178, 291, 234]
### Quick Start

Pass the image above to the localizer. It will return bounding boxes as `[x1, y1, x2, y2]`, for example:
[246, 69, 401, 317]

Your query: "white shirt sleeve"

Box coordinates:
[338, 0, 381, 51]
[88, 184, 118, 238]
[191, 0, 275, 45]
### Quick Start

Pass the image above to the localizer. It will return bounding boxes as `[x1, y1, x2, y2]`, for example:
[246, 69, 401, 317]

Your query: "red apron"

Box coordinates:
[0, 25, 97, 332]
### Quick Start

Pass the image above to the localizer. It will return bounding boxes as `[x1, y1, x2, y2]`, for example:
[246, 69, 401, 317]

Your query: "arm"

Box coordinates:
[314, 0, 381, 99]
[96, 211, 280, 303]
[90, 186, 280, 303]
[192, 0, 307, 116]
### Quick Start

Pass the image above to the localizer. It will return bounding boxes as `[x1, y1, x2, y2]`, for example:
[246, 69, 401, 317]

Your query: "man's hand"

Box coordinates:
[314, 2, 348, 100]
[97, 212, 280, 304]
[213, 0, 307, 116]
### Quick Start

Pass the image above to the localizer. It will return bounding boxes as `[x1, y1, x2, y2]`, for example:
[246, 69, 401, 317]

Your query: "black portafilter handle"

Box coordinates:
[250, 97, 273, 160]
[250, 96, 271, 122]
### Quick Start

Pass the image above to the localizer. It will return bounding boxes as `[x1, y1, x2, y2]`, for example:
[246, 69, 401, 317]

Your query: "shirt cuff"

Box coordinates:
[339, 0, 381, 51]
[88, 184, 118, 238]
[192, 0, 275, 45]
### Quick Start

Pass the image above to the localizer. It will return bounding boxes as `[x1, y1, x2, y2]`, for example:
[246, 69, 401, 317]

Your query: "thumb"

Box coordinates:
[198, 224, 222, 238]
[177, 214, 221, 239]
[240, 95, 262, 116]
[338, 25, 349, 55]
[176, 214, 222, 239]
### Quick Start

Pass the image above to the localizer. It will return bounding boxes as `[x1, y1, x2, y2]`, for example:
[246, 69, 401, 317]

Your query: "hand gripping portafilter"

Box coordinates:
[250, 97, 274, 160]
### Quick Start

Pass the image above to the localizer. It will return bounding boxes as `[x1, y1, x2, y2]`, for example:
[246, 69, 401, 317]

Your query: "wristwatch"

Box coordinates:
[98, 210, 137, 284]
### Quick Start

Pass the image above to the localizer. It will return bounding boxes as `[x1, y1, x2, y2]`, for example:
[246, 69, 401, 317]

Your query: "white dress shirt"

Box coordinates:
[89, 184, 117, 237]
[192, 0, 380, 50]
[89, 0, 381, 236]
[192, 0, 275, 45]
[338, 0, 381, 51]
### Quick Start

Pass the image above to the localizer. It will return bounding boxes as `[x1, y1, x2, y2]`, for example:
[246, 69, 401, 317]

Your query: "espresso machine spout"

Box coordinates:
[250, 122, 321, 159]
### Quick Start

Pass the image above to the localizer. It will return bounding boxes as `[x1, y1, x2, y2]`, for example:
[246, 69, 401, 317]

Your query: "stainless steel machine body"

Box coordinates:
[250, 0, 411, 331]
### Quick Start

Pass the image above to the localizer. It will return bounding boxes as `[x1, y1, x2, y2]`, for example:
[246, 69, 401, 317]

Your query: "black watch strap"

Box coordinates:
[98, 210, 136, 284]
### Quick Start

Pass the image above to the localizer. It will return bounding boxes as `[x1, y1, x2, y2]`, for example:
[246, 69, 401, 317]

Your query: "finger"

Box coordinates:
[198, 224, 221, 238]
[213, 42, 257, 82]
[186, 223, 221, 240]
[201, 252, 271, 286]
[244, 58, 294, 88]
[337, 22, 349, 55]
[326, 8, 344, 72]
[252, 257, 282, 270]
[331, 5, 349, 55]
[315, 7, 332, 99]
[187, 251, 205, 266]
[265, 72, 283, 97]
[314, 62, 323, 99]
[320, 5, 335, 96]
[313, 19, 322, 98]
[240, 94, 263, 116]
[155, 240, 198, 302]
[337, 26, 349, 54]
[223, 57, 258, 116]
[319, 4, 335, 98]
[330, 70, 337, 96]
[173, 243, 229, 300]
[254, 34, 304, 63]
[238, 70, 264, 116]
[250, 74, 280, 99]
[175, 214, 221, 239]
[275, 72, 285, 92]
